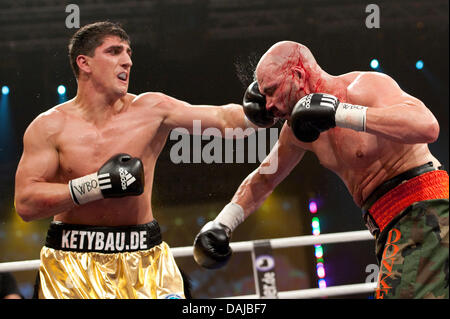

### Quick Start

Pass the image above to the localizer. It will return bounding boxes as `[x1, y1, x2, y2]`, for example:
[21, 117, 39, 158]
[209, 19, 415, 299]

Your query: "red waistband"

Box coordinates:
[368, 170, 449, 233]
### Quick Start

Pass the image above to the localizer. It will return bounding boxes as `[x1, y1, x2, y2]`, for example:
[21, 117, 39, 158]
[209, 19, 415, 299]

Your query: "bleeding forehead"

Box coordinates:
[256, 57, 283, 88]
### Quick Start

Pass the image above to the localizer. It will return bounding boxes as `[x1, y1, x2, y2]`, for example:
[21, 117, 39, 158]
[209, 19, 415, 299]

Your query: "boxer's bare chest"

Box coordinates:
[312, 127, 389, 170]
[54, 107, 164, 181]
[301, 127, 430, 204]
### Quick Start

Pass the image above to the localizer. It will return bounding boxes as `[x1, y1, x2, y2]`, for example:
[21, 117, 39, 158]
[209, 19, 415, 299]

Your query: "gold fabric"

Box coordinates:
[38, 241, 185, 299]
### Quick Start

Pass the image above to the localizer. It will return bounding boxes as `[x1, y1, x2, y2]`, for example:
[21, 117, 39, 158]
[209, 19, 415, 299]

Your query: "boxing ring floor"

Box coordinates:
[0, 230, 377, 299]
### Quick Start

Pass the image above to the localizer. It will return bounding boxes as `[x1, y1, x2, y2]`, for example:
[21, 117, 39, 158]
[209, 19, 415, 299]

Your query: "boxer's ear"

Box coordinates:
[292, 66, 304, 81]
[76, 55, 91, 75]
[292, 66, 307, 92]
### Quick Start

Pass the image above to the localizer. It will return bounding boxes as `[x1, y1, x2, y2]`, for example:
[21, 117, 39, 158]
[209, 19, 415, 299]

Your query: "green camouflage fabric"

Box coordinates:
[374, 199, 449, 299]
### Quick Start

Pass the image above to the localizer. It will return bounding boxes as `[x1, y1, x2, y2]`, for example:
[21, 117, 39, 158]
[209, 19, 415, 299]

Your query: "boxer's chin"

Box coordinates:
[114, 86, 128, 97]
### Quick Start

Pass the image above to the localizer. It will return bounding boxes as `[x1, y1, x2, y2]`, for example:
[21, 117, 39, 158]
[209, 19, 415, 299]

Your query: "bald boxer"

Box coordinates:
[14, 21, 252, 299]
[194, 41, 449, 299]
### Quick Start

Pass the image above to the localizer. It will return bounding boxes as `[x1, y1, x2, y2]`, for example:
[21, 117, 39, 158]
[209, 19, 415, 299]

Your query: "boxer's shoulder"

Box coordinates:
[26, 105, 66, 141]
[348, 72, 396, 93]
[346, 72, 398, 107]
[132, 91, 189, 120]
[132, 91, 175, 108]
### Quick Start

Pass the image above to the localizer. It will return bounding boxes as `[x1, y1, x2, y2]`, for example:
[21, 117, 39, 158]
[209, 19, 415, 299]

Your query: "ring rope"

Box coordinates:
[220, 282, 378, 299]
[0, 230, 373, 272]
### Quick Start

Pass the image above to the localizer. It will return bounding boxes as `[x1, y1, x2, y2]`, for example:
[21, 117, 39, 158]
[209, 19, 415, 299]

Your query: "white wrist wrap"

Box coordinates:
[215, 202, 245, 232]
[335, 103, 367, 132]
[68, 173, 104, 205]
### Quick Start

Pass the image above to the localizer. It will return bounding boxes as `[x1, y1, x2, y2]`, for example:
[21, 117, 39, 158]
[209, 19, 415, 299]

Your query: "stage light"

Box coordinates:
[309, 200, 317, 214]
[314, 245, 323, 258]
[312, 217, 321, 236]
[57, 85, 66, 95]
[312, 219, 320, 229]
[415, 60, 424, 70]
[370, 59, 379, 69]
[318, 279, 327, 289]
[2, 86, 9, 95]
[196, 216, 205, 226]
[309, 198, 328, 289]
[316, 263, 326, 278]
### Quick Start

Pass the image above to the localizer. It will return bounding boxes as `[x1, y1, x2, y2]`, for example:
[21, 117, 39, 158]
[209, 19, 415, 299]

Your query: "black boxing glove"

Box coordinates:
[69, 153, 145, 205]
[193, 202, 245, 269]
[243, 81, 276, 128]
[289, 119, 321, 143]
[290, 93, 367, 142]
[290, 94, 335, 142]
[193, 221, 232, 269]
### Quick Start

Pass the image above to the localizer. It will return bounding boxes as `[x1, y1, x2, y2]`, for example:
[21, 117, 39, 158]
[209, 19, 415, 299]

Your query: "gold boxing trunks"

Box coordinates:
[36, 220, 185, 299]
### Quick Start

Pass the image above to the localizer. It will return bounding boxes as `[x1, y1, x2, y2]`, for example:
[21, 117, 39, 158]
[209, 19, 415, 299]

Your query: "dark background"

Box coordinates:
[0, 0, 448, 299]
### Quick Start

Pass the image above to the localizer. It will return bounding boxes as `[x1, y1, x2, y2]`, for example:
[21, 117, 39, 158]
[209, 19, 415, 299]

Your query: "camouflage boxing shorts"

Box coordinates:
[375, 199, 449, 299]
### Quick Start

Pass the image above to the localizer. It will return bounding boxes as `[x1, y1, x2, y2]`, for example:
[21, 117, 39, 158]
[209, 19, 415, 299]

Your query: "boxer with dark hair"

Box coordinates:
[194, 41, 449, 299]
[14, 21, 251, 299]
[68, 21, 131, 78]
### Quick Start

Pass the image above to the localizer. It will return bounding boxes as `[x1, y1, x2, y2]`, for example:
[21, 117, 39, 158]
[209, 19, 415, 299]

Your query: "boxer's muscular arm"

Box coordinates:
[14, 116, 75, 221]
[351, 73, 439, 143]
[231, 123, 306, 218]
[135, 92, 250, 135]
[192, 124, 305, 269]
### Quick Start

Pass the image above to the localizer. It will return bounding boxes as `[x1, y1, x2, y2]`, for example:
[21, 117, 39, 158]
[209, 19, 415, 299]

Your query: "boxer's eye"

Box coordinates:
[263, 85, 276, 96]
[106, 46, 122, 55]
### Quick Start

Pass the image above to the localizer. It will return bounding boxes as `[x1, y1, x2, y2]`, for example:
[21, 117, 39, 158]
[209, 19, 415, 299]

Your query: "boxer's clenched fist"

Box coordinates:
[243, 81, 276, 128]
[290, 93, 367, 142]
[193, 221, 232, 269]
[69, 153, 145, 205]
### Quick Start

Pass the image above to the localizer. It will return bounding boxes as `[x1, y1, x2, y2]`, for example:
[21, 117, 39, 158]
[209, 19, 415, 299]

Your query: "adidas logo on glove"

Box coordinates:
[119, 168, 136, 190]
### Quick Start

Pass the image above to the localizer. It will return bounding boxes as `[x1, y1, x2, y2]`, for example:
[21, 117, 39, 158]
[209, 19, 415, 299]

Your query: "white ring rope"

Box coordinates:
[220, 282, 378, 299]
[0, 230, 376, 298]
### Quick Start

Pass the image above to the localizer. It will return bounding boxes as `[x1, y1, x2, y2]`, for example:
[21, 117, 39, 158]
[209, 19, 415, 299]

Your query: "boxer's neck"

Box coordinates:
[74, 79, 127, 124]
[307, 70, 348, 101]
